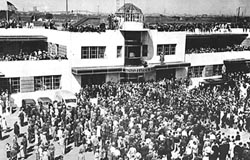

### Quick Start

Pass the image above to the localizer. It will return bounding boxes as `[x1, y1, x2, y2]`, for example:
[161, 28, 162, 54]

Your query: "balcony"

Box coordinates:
[125, 57, 142, 66]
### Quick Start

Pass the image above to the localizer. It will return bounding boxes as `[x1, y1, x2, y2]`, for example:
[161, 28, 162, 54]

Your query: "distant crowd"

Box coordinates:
[0, 19, 22, 29]
[62, 22, 106, 33]
[0, 50, 67, 61]
[147, 23, 233, 33]
[186, 45, 250, 54]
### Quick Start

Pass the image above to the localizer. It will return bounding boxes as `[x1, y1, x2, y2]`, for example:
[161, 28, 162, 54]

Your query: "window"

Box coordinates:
[188, 66, 205, 78]
[58, 45, 67, 57]
[212, 64, 223, 76]
[142, 45, 148, 57]
[164, 45, 170, 55]
[117, 46, 122, 58]
[53, 75, 61, 89]
[81, 46, 106, 59]
[90, 47, 97, 59]
[34, 76, 43, 91]
[44, 76, 52, 90]
[34, 75, 61, 91]
[11, 78, 20, 93]
[170, 44, 176, 55]
[157, 45, 164, 55]
[81, 47, 89, 59]
[157, 44, 176, 55]
[99, 47, 105, 58]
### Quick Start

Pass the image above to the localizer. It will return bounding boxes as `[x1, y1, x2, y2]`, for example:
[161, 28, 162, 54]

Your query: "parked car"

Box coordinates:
[37, 97, 52, 110]
[21, 98, 36, 115]
[54, 90, 77, 109]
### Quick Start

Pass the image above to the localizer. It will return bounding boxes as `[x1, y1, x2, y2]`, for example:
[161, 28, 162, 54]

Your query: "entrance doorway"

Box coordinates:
[0, 78, 10, 91]
[120, 73, 144, 83]
[81, 74, 106, 87]
[156, 69, 176, 80]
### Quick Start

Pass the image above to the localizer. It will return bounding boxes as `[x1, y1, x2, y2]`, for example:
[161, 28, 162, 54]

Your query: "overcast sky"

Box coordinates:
[1, 0, 250, 15]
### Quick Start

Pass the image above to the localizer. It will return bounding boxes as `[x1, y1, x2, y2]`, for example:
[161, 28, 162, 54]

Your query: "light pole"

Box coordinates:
[66, 0, 68, 15]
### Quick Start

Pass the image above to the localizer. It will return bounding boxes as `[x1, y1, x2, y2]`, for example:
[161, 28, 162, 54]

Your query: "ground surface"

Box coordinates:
[0, 111, 94, 160]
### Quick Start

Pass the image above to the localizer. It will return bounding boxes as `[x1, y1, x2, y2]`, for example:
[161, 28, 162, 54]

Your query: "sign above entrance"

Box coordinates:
[124, 67, 155, 73]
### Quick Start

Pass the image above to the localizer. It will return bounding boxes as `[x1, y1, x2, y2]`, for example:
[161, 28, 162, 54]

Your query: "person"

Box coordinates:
[14, 121, 20, 137]
[12, 138, 20, 160]
[0, 124, 2, 140]
[19, 109, 25, 127]
[34, 144, 40, 160]
[42, 148, 49, 160]
[2, 117, 8, 132]
[59, 134, 65, 159]
[78, 146, 86, 160]
[160, 52, 165, 64]
[48, 142, 55, 160]
[21, 134, 28, 158]
[6, 143, 11, 160]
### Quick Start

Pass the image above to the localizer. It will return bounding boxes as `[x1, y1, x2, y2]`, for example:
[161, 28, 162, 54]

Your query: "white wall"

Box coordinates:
[0, 60, 82, 93]
[147, 30, 186, 64]
[0, 60, 69, 77]
[186, 51, 250, 66]
[68, 30, 125, 68]
[176, 68, 187, 79]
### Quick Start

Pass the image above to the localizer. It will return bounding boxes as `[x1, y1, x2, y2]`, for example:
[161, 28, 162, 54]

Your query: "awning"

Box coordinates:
[0, 35, 47, 42]
[0, 72, 4, 77]
[224, 58, 250, 64]
[72, 62, 190, 75]
[120, 29, 149, 32]
[72, 66, 124, 75]
[186, 33, 248, 39]
[155, 62, 191, 70]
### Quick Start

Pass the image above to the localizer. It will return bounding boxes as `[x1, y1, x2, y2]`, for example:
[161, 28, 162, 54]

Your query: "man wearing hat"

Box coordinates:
[48, 141, 55, 160]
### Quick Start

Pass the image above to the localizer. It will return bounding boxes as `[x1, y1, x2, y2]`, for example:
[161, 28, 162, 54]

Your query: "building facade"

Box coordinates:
[0, 4, 250, 94]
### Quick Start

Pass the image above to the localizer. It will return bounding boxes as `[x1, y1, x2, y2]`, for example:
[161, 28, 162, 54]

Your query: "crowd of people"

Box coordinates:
[147, 23, 233, 33]
[2, 71, 250, 160]
[0, 50, 67, 61]
[0, 19, 23, 29]
[63, 22, 106, 33]
[186, 45, 250, 54]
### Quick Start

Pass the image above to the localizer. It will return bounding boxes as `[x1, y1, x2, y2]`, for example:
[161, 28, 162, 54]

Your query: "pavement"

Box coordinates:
[0, 110, 94, 160]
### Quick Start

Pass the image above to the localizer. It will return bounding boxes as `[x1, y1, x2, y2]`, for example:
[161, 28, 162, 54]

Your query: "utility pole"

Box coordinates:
[97, 5, 99, 16]
[236, 7, 240, 24]
[66, 0, 68, 15]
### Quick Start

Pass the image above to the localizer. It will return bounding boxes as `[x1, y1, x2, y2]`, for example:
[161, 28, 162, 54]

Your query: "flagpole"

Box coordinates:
[6, 1, 8, 23]
[6, 10, 9, 22]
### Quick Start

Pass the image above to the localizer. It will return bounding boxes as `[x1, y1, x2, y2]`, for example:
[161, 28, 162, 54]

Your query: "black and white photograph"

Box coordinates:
[0, 0, 250, 160]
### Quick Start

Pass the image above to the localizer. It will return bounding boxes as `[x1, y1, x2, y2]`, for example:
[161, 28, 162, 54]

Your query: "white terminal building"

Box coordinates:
[0, 3, 250, 94]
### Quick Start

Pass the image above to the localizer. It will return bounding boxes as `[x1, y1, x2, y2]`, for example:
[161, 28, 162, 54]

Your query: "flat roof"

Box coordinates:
[0, 35, 47, 42]
[154, 62, 191, 70]
[186, 33, 248, 39]
[0, 72, 4, 77]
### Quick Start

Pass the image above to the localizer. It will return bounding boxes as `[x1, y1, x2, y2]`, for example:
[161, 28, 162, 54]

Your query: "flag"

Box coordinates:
[7, 1, 17, 12]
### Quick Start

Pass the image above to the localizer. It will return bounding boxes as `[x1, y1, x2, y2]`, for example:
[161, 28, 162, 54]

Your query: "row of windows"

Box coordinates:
[188, 65, 223, 78]
[34, 75, 61, 91]
[80, 45, 148, 59]
[157, 44, 176, 55]
[188, 66, 205, 78]
[81, 47, 106, 59]
[11, 78, 20, 93]
[0, 75, 61, 93]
